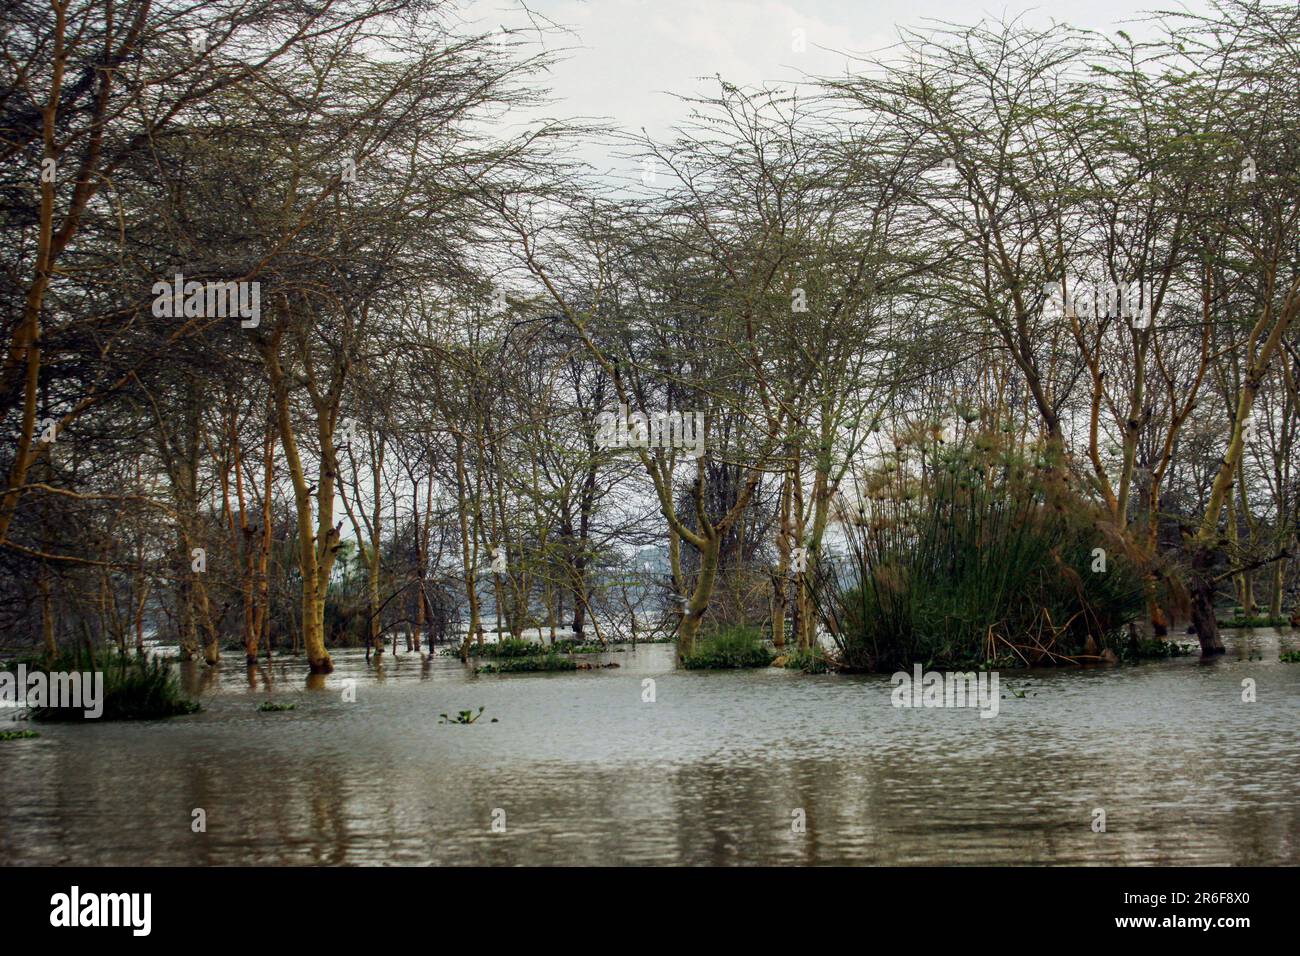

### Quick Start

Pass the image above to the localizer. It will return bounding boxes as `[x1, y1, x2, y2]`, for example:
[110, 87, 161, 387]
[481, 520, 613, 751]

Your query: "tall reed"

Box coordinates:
[808, 456, 1144, 671]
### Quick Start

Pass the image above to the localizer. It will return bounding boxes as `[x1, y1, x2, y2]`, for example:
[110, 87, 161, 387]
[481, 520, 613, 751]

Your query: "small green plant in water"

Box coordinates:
[1280, 651, 1300, 663]
[1001, 681, 1034, 700]
[257, 701, 296, 712]
[466, 638, 544, 659]
[1219, 615, 1292, 629]
[0, 729, 39, 741]
[1121, 637, 1193, 662]
[551, 639, 618, 654]
[439, 706, 496, 724]
[477, 651, 578, 673]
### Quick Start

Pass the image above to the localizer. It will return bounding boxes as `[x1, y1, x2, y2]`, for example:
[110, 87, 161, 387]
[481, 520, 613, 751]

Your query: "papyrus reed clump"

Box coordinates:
[808, 470, 1146, 672]
[23, 649, 198, 721]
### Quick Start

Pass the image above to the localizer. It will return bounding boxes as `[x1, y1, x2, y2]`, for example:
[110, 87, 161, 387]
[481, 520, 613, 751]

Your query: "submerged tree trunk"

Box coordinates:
[771, 468, 793, 649]
[677, 537, 720, 659]
[1189, 546, 1226, 655]
[1269, 558, 1286, 618]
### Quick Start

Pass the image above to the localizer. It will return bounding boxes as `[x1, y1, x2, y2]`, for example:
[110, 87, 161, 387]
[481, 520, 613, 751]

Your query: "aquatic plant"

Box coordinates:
[476, 651, 578, 673]
[0, 729, 40, 741]
[1218, 615, 1293, 629]
[550, 640, 619, 654]
[773, 648, 836, 673]
[466, 638, 546, 658]
[807, 465, 1146, 672]
[680, 626, 775, 670]
[439, 706, 496, 724]
[28, 650, 199, 722]
[1121, 637, 1194, 662]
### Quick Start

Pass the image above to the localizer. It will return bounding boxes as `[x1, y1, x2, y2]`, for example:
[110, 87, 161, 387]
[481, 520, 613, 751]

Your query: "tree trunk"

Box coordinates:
[1189, 546, 1226, 655]
[677, 536, 720, 659]
[39, 569, 56, 660]
[1270, 559, 1285, 618]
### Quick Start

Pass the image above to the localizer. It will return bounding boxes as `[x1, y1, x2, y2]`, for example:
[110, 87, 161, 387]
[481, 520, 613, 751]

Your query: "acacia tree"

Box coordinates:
[0, 0, 412, 549]
[1168, 1, 1300, 652]
[501, 88, 853, 656]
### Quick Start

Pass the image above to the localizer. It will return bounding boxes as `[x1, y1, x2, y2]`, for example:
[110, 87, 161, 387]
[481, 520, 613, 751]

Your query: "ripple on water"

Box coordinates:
[2, 633, 1298, 864]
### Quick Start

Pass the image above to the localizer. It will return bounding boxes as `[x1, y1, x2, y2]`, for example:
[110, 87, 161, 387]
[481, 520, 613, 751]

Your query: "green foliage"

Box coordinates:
[680, 626, 775, 670]
[467, 638, 544, 658]
[0, 729, 40, 741]
[439, 706, 496, 724]
[1218, 615, 1292, 629]
[775, 648, 835, 673]
[464, 638, 624, 658]
[28, 650, 199, 722]
[551, 639, 620, 654]
[257, 701, 296, 712]
[808, 465, 1146, 672]
[1280, 650, 1300, 663]
[1121, 637, 1194, 661]
[476, 651, 578, 673]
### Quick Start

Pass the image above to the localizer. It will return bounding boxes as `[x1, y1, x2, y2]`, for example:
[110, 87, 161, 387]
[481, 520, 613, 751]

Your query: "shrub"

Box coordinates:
[808, 467, 1146, 672]
[1121, 637, 1194, 662]
[467, 638, 544, 658]
[550, 639, 618, 654]
[476, 651, 577, 673]
[26, 650, 199, 721]
[680, 626, 775, 669]
[774, 648, 835, 673]
[465, 638, 621, 658]
[1218, 615, 1291, 629]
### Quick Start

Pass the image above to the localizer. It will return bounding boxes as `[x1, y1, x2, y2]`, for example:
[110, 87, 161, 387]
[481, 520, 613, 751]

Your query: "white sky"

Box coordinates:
[458, 0, 1215, 173]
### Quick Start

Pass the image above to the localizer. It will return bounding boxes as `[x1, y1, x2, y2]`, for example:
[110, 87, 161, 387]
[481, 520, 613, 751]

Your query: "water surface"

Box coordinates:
[2, 630, 1297, 865]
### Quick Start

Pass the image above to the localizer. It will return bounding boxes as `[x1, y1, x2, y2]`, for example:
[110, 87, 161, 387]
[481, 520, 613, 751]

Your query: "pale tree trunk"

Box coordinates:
[196, 568, 221, 665]
[367, 548, 382, 654]
[134, 580, 150, 655]
[453, 436, 483, 660]
[265, 338, 336, 674]
[176, 532, 199, 662]
[1269, 559, 1285, 618]
[677, 536, 720, 658]
[1235, 467, 1259, 617]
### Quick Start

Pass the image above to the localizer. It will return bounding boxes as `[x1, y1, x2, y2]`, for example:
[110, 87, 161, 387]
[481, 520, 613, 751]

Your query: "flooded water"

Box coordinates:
[2, 629, 1298, 865]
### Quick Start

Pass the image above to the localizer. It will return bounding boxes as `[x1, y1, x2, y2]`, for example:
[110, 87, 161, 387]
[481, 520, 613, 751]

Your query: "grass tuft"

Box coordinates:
[22, 650, 198, 721]
[681, 626, 775, 670]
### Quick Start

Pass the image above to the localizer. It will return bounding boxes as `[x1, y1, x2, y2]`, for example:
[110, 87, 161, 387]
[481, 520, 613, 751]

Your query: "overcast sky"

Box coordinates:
[459, 0, 1214, 173]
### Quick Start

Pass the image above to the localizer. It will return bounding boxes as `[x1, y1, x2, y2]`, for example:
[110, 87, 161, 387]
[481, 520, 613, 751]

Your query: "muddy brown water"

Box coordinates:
[2, 629, 1298, 865]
